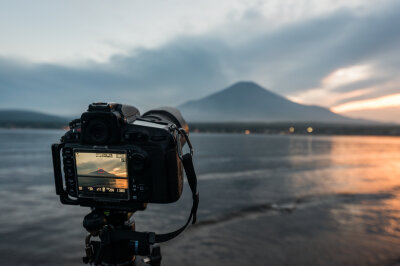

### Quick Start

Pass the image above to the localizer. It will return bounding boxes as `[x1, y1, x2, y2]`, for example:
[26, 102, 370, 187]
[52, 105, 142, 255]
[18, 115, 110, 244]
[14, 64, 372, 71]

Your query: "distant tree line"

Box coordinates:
[188, 122, 400, 136]
[2, 121, 400, 136]
[0, 121, 67, 129]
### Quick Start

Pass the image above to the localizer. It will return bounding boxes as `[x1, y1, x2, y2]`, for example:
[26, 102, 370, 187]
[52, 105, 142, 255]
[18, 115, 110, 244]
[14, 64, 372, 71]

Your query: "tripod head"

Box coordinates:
[82, 209, 162, 266]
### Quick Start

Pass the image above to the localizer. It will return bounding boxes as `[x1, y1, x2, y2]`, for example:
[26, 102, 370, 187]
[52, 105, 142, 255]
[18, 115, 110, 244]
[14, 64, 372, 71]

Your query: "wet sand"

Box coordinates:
[162, 191, 400, 266]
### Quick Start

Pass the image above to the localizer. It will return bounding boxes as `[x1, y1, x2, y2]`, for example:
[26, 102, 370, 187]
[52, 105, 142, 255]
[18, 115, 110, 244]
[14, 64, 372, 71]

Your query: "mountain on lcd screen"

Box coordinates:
[178, 81, 366, 123]
[89, 169, 116, 177]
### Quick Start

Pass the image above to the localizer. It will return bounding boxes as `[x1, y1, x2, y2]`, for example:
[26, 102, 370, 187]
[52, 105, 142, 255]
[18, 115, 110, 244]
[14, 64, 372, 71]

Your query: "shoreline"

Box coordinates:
[1, 126, 400, 137]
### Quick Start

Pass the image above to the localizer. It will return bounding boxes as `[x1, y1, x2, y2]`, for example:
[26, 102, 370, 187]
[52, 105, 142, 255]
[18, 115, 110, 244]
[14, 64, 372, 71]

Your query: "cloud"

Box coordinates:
[0, 0, 399, 116]
[332, 93, 400, 113]
[239, 6, 400, 94]
[338, 106, 400, 124]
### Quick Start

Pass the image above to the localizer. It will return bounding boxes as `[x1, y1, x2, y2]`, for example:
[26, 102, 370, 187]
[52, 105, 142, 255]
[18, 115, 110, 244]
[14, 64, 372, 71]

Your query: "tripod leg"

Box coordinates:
[150, 246, 162, 266]
[141, 245, 162, 266]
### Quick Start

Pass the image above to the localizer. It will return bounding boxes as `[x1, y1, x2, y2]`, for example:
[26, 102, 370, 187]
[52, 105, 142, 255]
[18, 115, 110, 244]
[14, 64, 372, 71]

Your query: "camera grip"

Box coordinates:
[52, 143, 65, 195]
[52, 143, 80, 205]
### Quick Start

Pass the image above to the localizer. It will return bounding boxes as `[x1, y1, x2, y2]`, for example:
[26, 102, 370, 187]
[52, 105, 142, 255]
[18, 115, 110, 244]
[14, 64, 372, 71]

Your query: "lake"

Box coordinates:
[1, 129, 400, 265]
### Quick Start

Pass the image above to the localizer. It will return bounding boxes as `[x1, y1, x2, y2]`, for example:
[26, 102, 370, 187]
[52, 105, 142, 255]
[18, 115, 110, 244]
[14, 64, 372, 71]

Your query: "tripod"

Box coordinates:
[80, 137, 199, 266]
[82, 209, 162, 266]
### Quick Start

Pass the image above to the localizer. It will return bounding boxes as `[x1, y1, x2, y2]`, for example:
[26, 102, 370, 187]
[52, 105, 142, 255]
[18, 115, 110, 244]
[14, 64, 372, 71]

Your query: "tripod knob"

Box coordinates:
[83, 210, 106, 234]
[129, 240, 151, 256]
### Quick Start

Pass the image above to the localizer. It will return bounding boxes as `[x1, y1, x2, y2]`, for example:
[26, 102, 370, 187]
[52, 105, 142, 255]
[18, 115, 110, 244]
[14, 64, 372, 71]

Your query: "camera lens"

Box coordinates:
[87, 119, 110, 144]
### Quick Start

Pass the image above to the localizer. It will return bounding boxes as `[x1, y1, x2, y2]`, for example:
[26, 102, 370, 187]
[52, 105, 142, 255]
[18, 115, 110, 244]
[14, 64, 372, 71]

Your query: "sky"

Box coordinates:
[0, 0, 399, 122]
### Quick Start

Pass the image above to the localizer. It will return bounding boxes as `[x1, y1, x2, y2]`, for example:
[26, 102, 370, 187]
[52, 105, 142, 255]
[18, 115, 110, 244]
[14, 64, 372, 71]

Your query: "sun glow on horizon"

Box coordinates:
[288, 64, 400, 120]
[331, 93, 400, 113]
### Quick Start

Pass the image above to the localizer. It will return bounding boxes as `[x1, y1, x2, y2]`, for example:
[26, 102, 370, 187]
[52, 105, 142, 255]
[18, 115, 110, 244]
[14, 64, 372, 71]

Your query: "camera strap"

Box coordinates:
[109, 152, 199, 247]
[154, 152, 199, 243]
[153, 126, 199, 242]
[115, 128, 199, 245]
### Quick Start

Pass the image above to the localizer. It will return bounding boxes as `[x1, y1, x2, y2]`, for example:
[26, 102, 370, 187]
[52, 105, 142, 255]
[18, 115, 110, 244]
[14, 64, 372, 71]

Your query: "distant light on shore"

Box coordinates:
[244, 129, 251, 135]
[289, 127, 295, 133]
[307, 127, 314, 133]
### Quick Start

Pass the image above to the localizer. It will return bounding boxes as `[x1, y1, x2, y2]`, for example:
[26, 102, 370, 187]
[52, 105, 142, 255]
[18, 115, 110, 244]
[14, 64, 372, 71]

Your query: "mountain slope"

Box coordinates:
[179, 81, 366, 123]
[0, 109, 69, 128]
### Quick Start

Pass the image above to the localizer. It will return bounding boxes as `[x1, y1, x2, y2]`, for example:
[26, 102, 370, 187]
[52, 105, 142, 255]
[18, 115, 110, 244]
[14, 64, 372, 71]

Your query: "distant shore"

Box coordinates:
[189, 122, 400, 136]
[1, 122, 400, 136]
[0, 122, 68, 129]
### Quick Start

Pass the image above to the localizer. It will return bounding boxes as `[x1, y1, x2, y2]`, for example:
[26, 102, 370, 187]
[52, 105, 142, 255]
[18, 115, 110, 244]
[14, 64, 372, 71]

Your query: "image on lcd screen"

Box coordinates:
[75, 151, 128, 200]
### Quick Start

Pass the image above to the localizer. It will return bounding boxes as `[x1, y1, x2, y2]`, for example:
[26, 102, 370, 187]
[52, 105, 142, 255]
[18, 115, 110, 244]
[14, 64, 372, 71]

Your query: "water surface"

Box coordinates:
[0, 129, 400, 265]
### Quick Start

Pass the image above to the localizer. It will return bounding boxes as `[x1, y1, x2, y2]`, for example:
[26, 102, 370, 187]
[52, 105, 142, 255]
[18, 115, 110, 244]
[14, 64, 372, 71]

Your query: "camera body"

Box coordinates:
[52, 102, 189, 211]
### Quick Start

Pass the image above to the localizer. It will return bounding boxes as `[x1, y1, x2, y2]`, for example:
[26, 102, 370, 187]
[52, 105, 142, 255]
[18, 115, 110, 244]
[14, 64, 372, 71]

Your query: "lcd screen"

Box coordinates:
[75, 151, 129, 200]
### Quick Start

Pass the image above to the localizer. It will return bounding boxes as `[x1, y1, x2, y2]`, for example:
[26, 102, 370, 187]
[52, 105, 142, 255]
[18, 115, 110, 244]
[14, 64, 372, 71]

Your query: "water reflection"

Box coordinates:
[288, 136, 400, 245]
[1, 131, 400, 265]
[288, 136, 400, 195]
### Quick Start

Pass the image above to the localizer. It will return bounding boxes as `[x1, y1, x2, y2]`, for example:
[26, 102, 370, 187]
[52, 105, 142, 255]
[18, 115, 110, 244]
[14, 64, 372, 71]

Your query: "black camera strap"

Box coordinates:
[108, 152, 199, 246]
[151, 153, 199, 243]
[109, 127, 199, 246]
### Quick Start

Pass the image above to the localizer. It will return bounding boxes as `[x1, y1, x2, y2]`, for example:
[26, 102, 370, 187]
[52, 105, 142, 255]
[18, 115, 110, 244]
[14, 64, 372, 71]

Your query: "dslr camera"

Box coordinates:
[52, 102, 190, 211]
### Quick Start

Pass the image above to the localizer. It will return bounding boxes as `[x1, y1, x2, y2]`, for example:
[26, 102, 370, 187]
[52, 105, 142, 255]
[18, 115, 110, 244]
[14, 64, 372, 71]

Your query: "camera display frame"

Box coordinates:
[73, 148, 130, 201]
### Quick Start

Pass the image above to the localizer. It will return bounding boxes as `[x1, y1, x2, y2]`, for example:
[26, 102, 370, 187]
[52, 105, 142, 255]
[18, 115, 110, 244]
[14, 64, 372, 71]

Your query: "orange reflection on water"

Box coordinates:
[112, 178, 128, 189]
[288, 136, 400, 196]
[328, 136, 400, 194]
[379, 194, 400, 238]
[290, 135, 400, 239]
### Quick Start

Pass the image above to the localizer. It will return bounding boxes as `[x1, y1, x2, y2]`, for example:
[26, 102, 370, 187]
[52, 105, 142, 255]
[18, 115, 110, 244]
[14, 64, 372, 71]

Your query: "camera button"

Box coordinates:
[65, 168, 73, 175]
[125, 132, 148, 142]
[63, 148, 72, 155]
[151, 135, 166, 141]
[131, 153, 145, 171]
[137, 192, 145, 201]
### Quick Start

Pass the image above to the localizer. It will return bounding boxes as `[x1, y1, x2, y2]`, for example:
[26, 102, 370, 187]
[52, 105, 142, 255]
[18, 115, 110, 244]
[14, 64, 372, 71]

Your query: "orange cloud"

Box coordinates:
[287, 64, 374, 107]
[331, 93, 400, 113]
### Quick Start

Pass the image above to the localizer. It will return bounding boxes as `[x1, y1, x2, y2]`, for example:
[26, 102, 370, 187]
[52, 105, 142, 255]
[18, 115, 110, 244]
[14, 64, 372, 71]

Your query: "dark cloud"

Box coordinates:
[0, 1, 399, 115]
[0, 39, 231, 114]
[230, 6, 400, 93]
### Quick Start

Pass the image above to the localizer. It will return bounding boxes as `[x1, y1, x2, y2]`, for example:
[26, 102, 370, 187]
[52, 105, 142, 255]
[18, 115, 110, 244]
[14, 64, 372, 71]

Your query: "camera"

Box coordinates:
[52, 102, 190, 211]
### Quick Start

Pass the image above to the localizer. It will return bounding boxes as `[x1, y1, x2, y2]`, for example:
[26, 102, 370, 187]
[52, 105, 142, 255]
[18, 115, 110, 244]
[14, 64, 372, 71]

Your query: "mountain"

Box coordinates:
[88, 169, 116, 177]
[0, 82, 375, 128]
[178, 81, 369, 123]
[0, 109, 69, 128]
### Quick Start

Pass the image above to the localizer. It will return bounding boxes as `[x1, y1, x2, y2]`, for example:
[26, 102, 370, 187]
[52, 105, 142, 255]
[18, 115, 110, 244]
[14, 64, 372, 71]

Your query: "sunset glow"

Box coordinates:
[287, 64, 374, 107]
[321, 65, 371, 89]
[109, 167, 128, 178]
[288, 63, 400, 122]
[331, 93, 400, 113]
